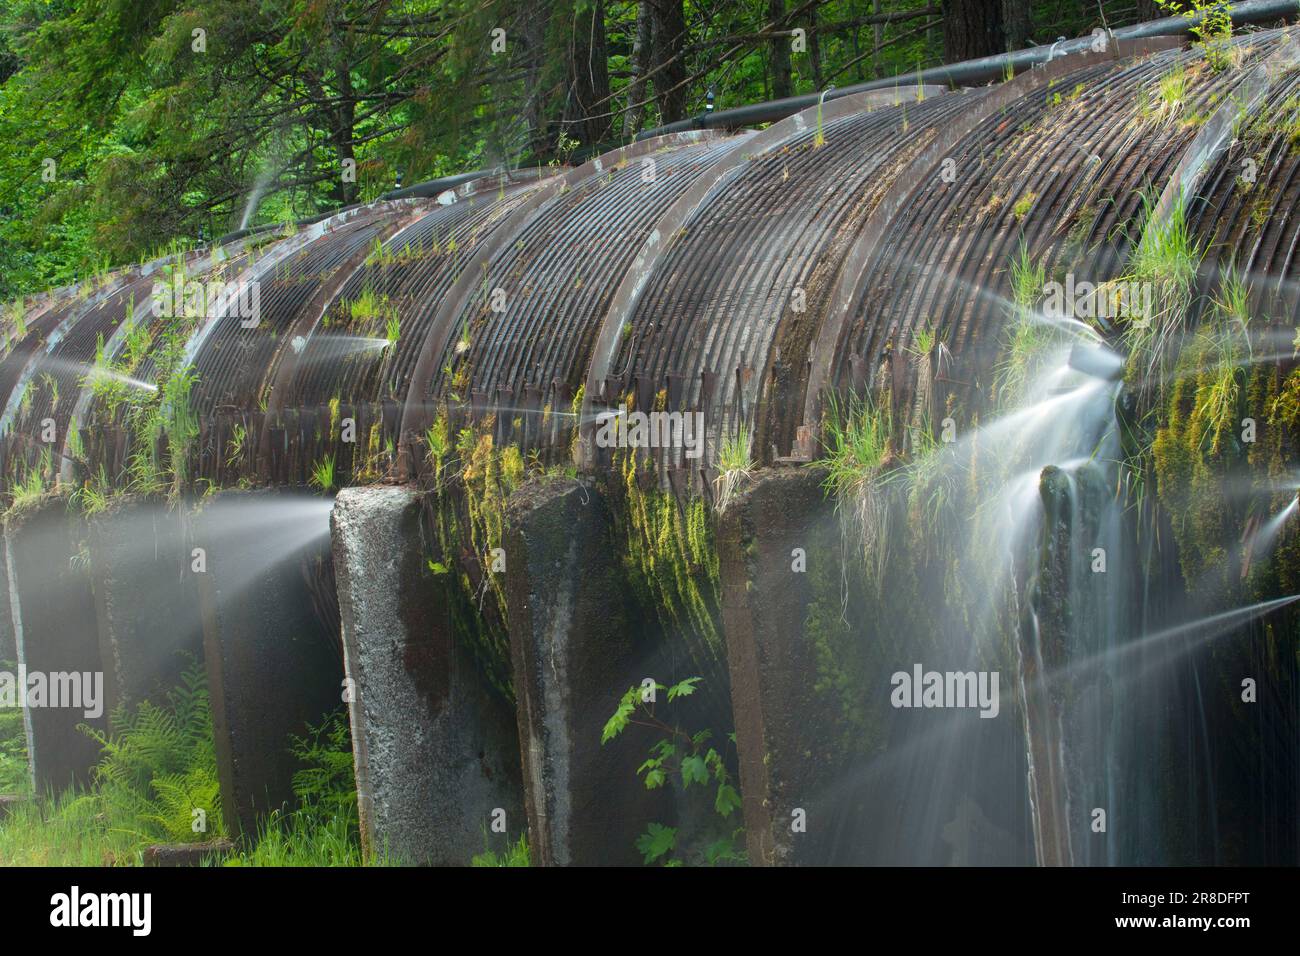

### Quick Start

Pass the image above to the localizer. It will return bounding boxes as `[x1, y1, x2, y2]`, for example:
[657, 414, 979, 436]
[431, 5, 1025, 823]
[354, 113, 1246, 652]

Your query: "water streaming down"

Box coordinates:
[187, 493, 342, 667]
[820, 310, 1300, 865]
[818, 343, 1125, 864]
[982, 350, 1128, 867]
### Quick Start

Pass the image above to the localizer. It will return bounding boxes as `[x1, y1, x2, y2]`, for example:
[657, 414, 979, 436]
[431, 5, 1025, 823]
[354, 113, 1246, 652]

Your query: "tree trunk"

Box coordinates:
[650, 0, 688, 124]
[941, 0, 1004, 62]
[1001, 0, 1032, 51]
[874, 0, 883, 78]
[622, 0, 655, 139]
[769, 0, 792, 100]
[523, 1, 554, 158]
[569, 0, 611, 148]
[316, 63, 357, 206]
[1135, 0, 1163, 22]
[808, 9, 823, 89]
[335, 125, 357, 206]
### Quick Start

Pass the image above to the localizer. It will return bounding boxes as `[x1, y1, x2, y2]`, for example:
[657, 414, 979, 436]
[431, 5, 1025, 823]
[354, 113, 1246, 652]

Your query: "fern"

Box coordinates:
[223, 709, 382, 866]
[288, 709, 356, 818]
[0, 657, 225, 862]
[77, 657, 225, 844]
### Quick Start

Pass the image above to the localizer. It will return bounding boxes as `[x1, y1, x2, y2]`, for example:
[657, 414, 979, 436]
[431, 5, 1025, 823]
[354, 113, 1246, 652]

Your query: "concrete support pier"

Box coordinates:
[87, 497, 204, 716]
[0, 536, 14, 668]
[3, 496, 107, 792]
[716, 467, 840, 866]
[504, 478, 666, 866]
[193, 490, 343, 838]
[331, 485, 523, 865]
[1017, 465, 1118, 867]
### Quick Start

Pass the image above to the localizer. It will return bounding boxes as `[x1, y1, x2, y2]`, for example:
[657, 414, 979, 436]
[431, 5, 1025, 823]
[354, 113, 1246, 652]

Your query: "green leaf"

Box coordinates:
[651, 739, 678, 759]
[667, 676, 702, 701]
[681, 754, 708, 787]
[644, 768, 667, 790]
[635, 823, 677, 864]
[715, 782, 742, 818]
[704, 747, 724, 776]
[703, 836, 744, 865]
[601, 687, 639, 744]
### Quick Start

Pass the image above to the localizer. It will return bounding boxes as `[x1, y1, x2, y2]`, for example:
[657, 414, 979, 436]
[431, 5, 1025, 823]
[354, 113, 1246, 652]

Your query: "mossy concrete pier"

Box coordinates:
[717, 467, 843, 865]
[87, 498, 204, 716]
[332, 485, 523, 865]
[503, 478, 666, 865]
[3, 496, 105, 792]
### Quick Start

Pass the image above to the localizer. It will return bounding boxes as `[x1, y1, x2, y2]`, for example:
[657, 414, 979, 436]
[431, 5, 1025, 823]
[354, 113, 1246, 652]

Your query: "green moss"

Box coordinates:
[472, 832, 530, 866]
[423, 414, 523, 704]
[1255, 365, 1300, 601]
[460, 423, 523, 620]
[805, 534, 879, 760]
[606, 450, 723, 676]
[1152, 323, 1250, 601]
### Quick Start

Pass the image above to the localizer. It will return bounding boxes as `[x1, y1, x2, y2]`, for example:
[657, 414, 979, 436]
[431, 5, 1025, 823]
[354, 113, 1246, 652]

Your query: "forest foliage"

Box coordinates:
[0, 0, 1153, 298]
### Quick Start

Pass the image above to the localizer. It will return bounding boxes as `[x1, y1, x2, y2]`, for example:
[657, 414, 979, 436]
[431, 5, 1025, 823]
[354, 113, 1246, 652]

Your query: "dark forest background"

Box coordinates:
[0, 0, 1173, 298]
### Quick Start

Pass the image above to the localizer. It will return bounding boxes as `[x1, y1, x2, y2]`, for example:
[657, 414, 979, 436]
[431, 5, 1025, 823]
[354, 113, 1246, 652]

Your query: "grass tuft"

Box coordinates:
[714, 423, 753, 511]
[310, 453, 337, 493]
[1122, 190, 1205, 398]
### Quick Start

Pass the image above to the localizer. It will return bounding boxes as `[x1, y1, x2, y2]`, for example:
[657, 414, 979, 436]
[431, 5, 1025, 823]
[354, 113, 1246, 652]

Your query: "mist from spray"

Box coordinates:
[237, 167, 280, 232]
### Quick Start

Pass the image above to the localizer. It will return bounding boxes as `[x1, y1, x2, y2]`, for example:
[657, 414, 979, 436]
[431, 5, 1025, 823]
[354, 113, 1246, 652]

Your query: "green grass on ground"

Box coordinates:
[0, 665, 30, 796]
[0, 662, 386, 866]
